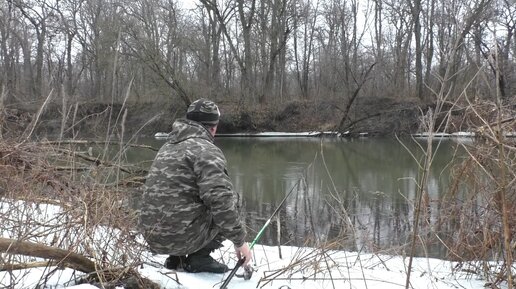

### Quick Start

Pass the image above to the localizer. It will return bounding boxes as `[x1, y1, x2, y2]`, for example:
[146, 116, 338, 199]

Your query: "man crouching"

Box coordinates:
[139, 99, 252, 273]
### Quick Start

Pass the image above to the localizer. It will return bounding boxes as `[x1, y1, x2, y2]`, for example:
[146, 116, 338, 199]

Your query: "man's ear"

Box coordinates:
[208, 125, 218, 136]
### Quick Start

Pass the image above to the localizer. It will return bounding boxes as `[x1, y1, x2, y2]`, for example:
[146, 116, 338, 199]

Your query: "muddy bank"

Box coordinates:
[2, 97, 426, 139]
[217, 98, 424, 136]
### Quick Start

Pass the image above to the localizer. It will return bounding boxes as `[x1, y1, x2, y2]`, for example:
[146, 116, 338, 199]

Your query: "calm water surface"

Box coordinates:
[132, 136, 467, 258]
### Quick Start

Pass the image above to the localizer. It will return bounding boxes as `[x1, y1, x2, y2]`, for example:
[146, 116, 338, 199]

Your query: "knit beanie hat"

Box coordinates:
[186, 99, 220, 126]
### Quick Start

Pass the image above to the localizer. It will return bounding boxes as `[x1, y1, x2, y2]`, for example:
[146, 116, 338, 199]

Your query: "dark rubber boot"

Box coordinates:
[184, 254, 229, 273]
[164, 255, 186, 270]
[184, 241, 229, 273]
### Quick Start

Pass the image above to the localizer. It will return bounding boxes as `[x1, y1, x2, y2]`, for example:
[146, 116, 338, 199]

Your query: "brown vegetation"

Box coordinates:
[0, 139, 156, 288]
[402, 96, 515, 288]
[0, 97, 425, 139]
[438, 101, 515, 286]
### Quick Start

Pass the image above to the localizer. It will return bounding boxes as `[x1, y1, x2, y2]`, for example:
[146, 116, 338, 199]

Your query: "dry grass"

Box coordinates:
[0, 139, 155, 288]
[437, 100, 515, 286]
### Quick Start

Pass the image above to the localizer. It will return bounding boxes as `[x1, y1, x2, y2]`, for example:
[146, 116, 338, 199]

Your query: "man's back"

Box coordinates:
[139, 119, 245, 256]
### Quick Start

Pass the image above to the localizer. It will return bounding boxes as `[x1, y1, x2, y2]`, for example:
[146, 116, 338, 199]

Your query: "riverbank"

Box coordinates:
[1, 97, 425, 139]
[5, 239, 492, 289]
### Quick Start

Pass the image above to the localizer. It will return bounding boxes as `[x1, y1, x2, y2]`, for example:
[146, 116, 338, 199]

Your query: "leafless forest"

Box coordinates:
[0, 0, 514, 114]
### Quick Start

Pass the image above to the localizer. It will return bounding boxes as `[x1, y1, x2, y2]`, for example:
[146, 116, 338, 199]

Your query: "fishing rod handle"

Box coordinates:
[220, 258, 245, 289]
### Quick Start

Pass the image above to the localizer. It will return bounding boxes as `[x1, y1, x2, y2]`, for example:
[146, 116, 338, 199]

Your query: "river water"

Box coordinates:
[131, 136, 468, 259]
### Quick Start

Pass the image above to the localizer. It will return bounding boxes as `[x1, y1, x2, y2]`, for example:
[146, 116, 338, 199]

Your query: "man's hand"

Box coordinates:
[235, 243, 252, 267]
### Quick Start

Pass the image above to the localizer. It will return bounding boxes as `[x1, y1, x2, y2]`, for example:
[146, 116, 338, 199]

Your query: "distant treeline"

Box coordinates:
[0, 0, 514, 109]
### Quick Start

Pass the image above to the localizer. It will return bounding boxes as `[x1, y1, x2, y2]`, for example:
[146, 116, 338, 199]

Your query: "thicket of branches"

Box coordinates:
[400, 44, 516, 287]
[0, 136, 161, 288]
[401, 102, 515, 288]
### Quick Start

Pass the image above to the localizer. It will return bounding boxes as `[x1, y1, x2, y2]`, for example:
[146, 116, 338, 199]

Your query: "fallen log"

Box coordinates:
[0, 261, 58, 271]
[0, 237, 96, 273]
[0, 238, 162, 288]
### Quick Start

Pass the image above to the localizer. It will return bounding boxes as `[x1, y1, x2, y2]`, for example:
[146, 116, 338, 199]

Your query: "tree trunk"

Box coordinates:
[0, 2, 16, 103]
[424, 0, 436, 101]
[238, 0, 256, 103]
[0, 237, 96, 273]
[409, 0, 423, 100]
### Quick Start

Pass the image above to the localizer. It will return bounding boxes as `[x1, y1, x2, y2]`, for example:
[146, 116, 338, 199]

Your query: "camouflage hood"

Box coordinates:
[167, 118, 214, 144]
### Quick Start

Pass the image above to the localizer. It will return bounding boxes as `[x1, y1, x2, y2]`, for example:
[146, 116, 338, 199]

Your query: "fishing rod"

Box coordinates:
[220, 178, 302, 289]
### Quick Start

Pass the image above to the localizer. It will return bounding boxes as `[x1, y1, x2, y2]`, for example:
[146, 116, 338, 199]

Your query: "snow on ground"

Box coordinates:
[132, 242, 492, 289]
[0, 197, 501, 289]
[1, 240, 492, 289]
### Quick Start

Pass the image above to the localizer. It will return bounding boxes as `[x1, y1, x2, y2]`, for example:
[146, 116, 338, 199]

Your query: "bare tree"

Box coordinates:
[423, 0, 436, 96]
[49, 0, 85, 97]
[257, 0, 292, 103]
[0, 1, 17, 103]
[436, 0, 494, 99]
[10, 0, 52, 99]
[489, 0, 515, 101]
[184, 2, 227, 101]
[237, 0, 257, 102]
[200, 0, 260, 104]
[74, 0, 125, 102]
[408, 0, 424, 100]
[293, 0, 318, 99]
[383, 0, 413, 96]
[121, 0, 191, 106]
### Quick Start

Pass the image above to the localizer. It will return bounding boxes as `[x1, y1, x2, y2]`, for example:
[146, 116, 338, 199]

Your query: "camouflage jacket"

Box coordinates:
[139, 119, 246, 255]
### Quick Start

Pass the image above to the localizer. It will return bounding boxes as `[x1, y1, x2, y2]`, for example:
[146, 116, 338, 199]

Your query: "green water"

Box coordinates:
[130, 136, 468, 258]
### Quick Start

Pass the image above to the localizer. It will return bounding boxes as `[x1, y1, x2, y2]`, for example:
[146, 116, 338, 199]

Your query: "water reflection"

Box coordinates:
[136, 137, 465, 258]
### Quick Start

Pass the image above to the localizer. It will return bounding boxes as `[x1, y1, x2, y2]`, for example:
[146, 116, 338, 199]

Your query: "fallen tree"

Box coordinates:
[0, 237, 96, 273]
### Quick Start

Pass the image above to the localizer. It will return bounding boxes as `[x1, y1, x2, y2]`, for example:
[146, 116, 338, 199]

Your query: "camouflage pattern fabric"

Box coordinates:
[139, 118, 246, 255]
